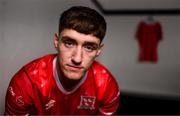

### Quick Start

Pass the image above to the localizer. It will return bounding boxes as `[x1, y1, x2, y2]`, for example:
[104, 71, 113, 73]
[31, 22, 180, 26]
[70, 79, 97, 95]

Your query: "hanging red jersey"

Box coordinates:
[5, 54, 120, 115]
[136, 21, 162, 63]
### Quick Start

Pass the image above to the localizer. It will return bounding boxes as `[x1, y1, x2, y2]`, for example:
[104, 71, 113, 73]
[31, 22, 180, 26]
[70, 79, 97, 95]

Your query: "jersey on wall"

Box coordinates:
[135, 20, 163, 63]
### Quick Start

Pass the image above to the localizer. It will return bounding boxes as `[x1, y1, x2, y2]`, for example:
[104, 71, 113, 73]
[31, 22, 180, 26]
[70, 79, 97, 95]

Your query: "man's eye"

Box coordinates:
[84, 45, 96, 52]
[64, 41, 74, 48]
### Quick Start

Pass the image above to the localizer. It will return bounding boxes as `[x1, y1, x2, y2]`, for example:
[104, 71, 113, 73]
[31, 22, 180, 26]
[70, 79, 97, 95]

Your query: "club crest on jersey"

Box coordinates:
[78, 96, 96, 110]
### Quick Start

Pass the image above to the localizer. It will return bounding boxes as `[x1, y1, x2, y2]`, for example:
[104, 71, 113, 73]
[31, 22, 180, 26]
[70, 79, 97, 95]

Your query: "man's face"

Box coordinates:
[54, 29, 103, 80]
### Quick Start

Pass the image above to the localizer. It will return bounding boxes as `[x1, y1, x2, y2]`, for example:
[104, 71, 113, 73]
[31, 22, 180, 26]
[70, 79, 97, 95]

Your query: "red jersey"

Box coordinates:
[136, 21, 162, 62]
[5, 54, 120, 115]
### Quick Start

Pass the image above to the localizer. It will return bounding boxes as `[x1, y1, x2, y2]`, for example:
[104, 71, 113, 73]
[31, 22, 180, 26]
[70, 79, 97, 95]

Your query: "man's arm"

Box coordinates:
[5, 68, 34, 115]
[98, 76, 120, 115]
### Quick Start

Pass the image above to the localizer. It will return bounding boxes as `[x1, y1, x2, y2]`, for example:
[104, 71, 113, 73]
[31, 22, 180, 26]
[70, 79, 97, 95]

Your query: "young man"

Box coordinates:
[5, 6, 120, 115]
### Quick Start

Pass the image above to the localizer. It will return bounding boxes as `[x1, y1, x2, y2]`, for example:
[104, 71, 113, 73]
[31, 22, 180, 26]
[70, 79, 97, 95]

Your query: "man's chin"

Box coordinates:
[65, 72, 84, 80]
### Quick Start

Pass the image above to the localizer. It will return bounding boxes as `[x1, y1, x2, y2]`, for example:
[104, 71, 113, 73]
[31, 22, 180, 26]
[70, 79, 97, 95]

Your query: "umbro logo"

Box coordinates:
[45, 99, 56, 110]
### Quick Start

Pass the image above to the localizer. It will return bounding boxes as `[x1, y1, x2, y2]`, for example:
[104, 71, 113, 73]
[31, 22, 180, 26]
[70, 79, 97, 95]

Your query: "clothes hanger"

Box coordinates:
[145, 15, 155, 24]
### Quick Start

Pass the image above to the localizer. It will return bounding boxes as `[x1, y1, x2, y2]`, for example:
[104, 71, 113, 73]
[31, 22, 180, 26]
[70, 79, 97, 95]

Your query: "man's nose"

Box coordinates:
[72, 47, 83, 65]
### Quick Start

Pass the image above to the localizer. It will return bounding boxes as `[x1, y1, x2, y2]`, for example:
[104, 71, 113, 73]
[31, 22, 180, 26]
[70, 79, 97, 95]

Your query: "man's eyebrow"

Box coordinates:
[60, 36, 76, 42]
[61, 36, 99, 46]
[84, 42, 99, 46]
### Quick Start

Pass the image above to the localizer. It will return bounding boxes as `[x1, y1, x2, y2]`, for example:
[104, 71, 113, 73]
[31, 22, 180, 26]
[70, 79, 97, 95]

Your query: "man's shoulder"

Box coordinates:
[12, 54, 56, 82]
[24, 54, 56, 71]
[91, 61, 111, 77]
[90, 61, 115, 83]
[11, 54, 56, 87]
[89, 61, 119, 102]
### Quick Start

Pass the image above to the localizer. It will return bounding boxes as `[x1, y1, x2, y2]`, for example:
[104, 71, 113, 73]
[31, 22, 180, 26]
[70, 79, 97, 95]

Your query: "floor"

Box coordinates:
[117, 92, 180, 115]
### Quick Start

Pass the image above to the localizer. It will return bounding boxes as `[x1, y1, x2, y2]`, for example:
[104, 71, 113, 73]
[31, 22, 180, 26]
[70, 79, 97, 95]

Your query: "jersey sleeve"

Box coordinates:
[135, 21, 143, 41]
[98, 72, 120, 115]
[157, 22, 163, 41]
[5, 67, 34, 115]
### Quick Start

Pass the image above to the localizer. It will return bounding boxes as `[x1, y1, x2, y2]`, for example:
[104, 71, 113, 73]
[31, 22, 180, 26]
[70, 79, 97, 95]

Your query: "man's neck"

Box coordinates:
[56, 61, 82, 92]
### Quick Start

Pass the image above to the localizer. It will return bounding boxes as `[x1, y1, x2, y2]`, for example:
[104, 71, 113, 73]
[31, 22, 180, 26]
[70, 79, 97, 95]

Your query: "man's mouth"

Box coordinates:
[66, 64, 83, 71]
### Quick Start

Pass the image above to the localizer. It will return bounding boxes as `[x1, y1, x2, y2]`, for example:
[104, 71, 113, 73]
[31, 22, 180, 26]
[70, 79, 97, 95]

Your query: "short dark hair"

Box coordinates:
[59, 6, 106, 43]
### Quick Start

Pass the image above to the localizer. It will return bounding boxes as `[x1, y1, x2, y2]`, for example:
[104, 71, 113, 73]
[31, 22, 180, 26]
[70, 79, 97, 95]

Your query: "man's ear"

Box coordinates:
[96, 44, 104, 57]
[54, 33, 59, 50]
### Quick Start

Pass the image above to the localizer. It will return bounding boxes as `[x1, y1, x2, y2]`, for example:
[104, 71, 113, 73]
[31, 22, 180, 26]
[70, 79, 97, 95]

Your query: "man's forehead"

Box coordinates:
[60, 29, 100, 44]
